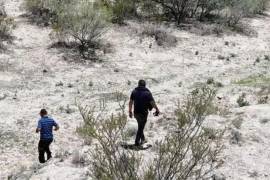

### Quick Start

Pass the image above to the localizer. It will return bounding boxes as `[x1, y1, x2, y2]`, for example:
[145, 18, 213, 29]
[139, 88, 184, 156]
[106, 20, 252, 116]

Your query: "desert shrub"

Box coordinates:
[24, 0, 75, 25]
[144, 86, 223, 180]
[142, 24, 177, 47]
[258, 95, 268, 104]
[142, 0, 269, 26]
[101, 0, 138, 24]
[53, 2, 108, 59]
[77, 102, 141, 180]
[78, 86, 223, 180]
[0, 3, 14, 47]
[237, 93, 250, 107]
[232, 117, 243, 129]
[224, 0, 269, 27]
[0, 17, 14, 41]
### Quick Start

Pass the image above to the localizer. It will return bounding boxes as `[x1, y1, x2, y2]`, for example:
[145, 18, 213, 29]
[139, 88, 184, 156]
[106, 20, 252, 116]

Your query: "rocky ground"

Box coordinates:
[0, 0, 269, 179]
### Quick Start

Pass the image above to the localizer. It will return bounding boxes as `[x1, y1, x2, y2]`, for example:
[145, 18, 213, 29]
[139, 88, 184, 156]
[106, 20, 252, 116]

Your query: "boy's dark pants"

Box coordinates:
[38, 139, 53, 163]
[134, 113, 148, 146]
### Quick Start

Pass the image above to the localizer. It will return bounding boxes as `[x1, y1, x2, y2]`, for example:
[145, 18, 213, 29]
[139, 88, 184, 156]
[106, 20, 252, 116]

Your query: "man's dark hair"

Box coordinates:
[138, 80, 146, 87]
[40, 109, 48, 117]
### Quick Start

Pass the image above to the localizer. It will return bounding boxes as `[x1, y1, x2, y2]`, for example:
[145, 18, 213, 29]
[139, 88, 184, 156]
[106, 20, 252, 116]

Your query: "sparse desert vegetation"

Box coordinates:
[0, 0, 270, 179]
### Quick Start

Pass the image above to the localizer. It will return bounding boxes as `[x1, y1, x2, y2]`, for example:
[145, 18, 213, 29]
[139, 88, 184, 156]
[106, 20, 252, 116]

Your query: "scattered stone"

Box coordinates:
[13, 93, 17, 100]
[260, 118, 269, 124]
[215, 82, 224, 88]
[264, 55, 270, 61]
[155, 30, 177, 47]
[55, 81, 64, 87]
[207, 77, 215, 84]
[237, 93, 249, 107]
[217, 55, 225, 60]
[195, 51, 199, 55]
[212, 173, 226, 180]
[0, 94, 7, 101]
[232, 117, 243, 129]
[225, 41, 229, 46]
[129, 52, 133, 57]
[0, 5, 7, 17]
[67, 83, 73, 88]
[230, 129, 242, 144]
[88, 81, 93, 87]
[255, 57, 260, 63]
[149, 43, 152, 48]
[114, 69, 120, 73]
[258, 95, 268, 104]
[248, 170, 258, 177]
[127, 80, 131, 85]
[65, 105, 74, 114]
[178, 82, 182, 87]
[72, 149, 86, 165]
[42, 69, 48, 73]
[230, 53, 237, 58]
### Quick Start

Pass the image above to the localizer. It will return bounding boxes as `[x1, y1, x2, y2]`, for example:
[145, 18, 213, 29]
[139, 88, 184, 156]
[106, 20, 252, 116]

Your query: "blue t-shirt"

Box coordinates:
[130, 87, 154, 115]
[37, 116, 58, 140]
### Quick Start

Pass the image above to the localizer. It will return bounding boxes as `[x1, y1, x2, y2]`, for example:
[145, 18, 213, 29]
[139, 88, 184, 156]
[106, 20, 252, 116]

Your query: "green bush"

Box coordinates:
[24, 0, 74, 25]
[237, 93, 250, 107]
[53, 2, 108, 59]
[101, 0, 138, 24]
[0, 3, 15, 47]
[0, 17, 14, 41]
[78, 86, 224, 180]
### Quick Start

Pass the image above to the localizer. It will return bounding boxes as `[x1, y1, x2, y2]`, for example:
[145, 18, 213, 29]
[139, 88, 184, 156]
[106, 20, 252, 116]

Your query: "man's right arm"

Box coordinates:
[129, 91, 134, 118]
[150, 100, 160, 116]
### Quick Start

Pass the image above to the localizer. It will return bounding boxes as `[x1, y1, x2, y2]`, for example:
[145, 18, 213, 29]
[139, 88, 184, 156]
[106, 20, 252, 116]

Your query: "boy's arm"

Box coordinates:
[36, 120, 41, 133]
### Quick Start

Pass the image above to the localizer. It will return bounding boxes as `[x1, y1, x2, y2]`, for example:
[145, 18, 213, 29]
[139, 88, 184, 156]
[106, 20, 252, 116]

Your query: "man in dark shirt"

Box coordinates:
[129, 80, 160, 146]
[36, 109, 59, 163]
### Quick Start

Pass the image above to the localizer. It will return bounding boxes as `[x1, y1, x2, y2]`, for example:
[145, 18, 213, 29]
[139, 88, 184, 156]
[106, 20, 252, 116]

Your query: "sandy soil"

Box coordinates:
[0, 0, 270, 179]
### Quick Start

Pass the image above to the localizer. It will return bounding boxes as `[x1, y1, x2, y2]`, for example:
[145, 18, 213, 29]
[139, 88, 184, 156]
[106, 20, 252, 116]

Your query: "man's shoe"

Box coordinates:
[140, 139, 148, 145]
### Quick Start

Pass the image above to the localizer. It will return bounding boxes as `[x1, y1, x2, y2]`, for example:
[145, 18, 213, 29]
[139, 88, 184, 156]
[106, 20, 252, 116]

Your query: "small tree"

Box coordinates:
[54, 2, 108, 59]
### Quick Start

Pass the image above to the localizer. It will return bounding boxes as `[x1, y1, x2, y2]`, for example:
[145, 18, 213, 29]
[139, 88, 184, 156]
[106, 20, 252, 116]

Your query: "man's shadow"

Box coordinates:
[120, 142, 152, 151]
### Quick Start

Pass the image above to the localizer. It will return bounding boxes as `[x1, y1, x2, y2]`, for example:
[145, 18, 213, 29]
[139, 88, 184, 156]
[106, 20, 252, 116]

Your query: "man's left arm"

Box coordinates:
[149, 93, 160, 116]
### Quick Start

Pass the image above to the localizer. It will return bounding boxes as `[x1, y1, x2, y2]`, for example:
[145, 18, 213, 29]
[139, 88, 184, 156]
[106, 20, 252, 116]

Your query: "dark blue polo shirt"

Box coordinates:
[37, 116, 58, 140]
[130, 87, 154, 115]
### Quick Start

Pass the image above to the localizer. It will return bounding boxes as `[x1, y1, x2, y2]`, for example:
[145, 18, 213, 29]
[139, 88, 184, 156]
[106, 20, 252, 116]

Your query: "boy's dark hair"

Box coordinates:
[138, 80, 146, 87]
[40, 109, 48, 116]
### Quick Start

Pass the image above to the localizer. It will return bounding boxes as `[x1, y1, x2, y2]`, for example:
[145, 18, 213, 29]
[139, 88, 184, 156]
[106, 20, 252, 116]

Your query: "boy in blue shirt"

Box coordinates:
[36, 109, 59, 163]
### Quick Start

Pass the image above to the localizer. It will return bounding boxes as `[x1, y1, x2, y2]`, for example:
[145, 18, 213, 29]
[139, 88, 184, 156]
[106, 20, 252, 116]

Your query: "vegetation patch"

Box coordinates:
[77, 86, 224, 180]
[234, 74, 270, 87]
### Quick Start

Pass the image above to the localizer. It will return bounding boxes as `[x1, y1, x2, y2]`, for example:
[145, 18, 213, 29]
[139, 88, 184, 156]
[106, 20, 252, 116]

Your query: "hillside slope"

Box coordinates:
[0, 0, 270, 179]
